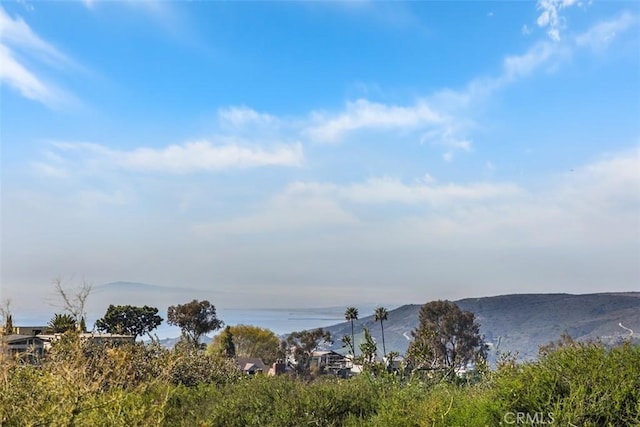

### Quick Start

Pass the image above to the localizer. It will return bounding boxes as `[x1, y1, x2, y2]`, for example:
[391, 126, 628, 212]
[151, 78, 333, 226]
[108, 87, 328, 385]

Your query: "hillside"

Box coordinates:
[320, 292, 640, 362]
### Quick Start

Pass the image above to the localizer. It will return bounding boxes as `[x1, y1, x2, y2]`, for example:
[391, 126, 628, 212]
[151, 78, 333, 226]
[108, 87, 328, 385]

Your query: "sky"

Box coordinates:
[1, 0, 639, 313]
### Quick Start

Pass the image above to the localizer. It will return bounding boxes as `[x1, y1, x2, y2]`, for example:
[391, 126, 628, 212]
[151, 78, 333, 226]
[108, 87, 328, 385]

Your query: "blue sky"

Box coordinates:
[1, 0, 639, 312]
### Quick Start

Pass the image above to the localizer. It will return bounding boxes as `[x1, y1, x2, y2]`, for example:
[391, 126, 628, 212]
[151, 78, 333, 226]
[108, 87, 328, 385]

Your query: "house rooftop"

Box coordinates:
[2, 334, 46, 344]
[235, 357, 267, 370]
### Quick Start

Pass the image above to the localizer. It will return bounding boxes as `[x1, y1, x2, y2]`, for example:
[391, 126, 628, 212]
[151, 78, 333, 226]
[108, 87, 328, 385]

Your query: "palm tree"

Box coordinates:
[344, 306, 358, 356]
[48, 313, 76, 333]
[374, 306, 388, 357]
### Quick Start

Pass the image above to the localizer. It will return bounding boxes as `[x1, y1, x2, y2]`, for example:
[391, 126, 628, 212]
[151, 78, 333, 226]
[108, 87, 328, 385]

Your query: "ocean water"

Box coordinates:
[11, 308, 347, 339]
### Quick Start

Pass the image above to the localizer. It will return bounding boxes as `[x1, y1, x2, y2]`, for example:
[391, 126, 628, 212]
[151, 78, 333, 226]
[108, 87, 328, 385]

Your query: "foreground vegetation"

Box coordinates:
[1, 335, 638, 426]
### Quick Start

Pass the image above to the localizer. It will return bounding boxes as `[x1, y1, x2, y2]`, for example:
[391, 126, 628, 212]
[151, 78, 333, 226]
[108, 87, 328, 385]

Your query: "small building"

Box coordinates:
[311, 350, 350, 376]
[11, 326, 52, 336]
[37, 333, 135, 348]
[1, 331, 135, 363]
[1, 335, 47, 362]
[235, 357, 267, 375]
[268, 359, 288, 376]
[383, 355, 405, 373]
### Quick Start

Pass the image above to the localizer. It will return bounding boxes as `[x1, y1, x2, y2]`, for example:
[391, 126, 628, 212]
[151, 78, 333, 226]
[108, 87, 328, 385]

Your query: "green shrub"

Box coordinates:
[492, 341, 640, 426]
[1, 335, 637, 427]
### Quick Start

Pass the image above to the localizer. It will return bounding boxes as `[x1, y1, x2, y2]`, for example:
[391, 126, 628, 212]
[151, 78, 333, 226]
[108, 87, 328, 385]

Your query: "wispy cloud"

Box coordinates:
[536, 0, 582, 41]
[0, 7, 69, 65]
[200, 148, 639, 252]
[501, 41, 561, 82]
[284, 176, 522, 206]
[197, 13, 635, 166]
[575, 11, 637, 51]
[429, 10, 635, 130]
[305, 99, 443, 143]
[0, 44, 54, 103]
[44, 140, 304, 174]
[193, 195, 357, 235]
[215, 100, 468, 159]
[31, 161, 69, 179]
[0, 6, 75, 107]
[218, 106, 278, 128]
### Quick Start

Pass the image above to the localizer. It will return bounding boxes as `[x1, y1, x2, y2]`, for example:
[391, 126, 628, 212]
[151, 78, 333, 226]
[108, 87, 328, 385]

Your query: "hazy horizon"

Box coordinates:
[2, 2, 639, 311]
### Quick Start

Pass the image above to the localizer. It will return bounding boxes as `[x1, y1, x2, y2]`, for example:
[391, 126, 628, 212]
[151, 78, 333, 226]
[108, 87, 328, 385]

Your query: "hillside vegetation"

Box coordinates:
[1, 333, 638, 426]
[323, 292, 640, 362]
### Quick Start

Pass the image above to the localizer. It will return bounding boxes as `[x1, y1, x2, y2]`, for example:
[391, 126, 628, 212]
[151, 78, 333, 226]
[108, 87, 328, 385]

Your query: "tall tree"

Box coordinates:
[3, 314, 13, 336]
[359, 327, 377, 367]
[340, 335, 353, 356]
[53, 277, 92, 325]
[286, 328, 332, 376]
[1, 300, 12, 335]
[167, 300, 223, 346]
[344, 306, 359, 356]
[209, 324, 280, 364]
[216, 326, 236, 358]
[95, 305, 163, 339]
[374, 306, 388, 357]
[406, 300, 487, 379]
[48, 313, 76, 333]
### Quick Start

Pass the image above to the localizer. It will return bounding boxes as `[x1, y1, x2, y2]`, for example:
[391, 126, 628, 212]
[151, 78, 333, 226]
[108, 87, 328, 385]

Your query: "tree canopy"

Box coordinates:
[167, 300, 223, 346]
[209, 324, 280, 365]
[3, 314, 13, 336]
[359, 327, 377, 366]
[406, 300, 487, 378]
[215, 326, 236, 358]
[95, 305, 163, 339]
[286, 328, 332, 375]
[48, 313, 77, 333]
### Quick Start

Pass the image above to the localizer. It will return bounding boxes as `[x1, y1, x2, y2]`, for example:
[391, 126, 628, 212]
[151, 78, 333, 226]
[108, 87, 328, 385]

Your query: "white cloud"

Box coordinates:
[202, 148, 638, 246]
[8, 147, 640, 307]
[0, 7, 68, 65]
[536, 0, 581, 41]
[47, 140, 304, 174]
[420, 173, 436, 184]
[31, 161, 69, 178]
[0, 44, 54, 103]
[305, 99, 443, 143]
[179, 149, 639, 303]
[502, 41, 560, 81]
[191, 175, 525, 240]
[575, 12, 636, 51]
[193, 196, 357, 236]
[460, 11, 635, 102]
[218, 106, 278, 128]
[0, 6, 73, 107]
[180, 13, 637, 167]
[285, 176, 522, 206]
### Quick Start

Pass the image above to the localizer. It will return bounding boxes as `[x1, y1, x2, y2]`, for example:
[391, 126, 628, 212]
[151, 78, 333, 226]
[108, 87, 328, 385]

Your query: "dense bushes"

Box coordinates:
[1, 336, 638, 426]
[492, 341, 640, 426]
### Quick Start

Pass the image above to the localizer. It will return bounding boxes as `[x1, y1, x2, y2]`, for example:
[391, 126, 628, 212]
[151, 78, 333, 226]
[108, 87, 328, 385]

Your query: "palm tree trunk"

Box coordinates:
[350, 320, 356, 357]
[380, 320, 386, 357]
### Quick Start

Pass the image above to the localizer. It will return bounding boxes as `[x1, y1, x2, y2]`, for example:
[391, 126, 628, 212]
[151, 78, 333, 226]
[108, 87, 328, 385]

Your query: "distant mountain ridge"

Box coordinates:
[105, 288, 639, 361]
[320, 292, 640, 363]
